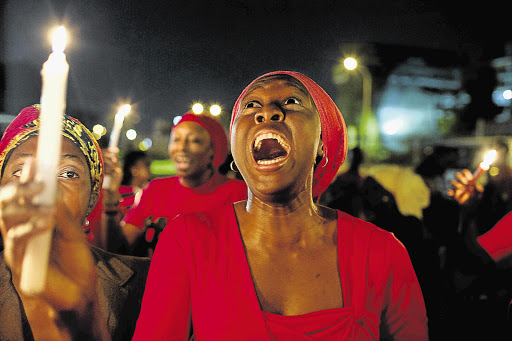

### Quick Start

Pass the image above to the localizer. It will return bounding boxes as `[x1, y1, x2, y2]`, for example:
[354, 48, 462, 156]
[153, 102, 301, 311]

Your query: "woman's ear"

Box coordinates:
[317, 139, 325, 159]
[87, 191, 100, 216]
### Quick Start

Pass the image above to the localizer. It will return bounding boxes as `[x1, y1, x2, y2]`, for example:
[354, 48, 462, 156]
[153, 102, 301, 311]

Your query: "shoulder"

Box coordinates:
[337, 210, 405, 251]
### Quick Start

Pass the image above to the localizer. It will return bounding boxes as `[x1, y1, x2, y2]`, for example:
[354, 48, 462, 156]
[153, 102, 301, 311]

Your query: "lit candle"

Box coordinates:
[109, 104, 131, 149]
[20, 26, 69, 295]
[103, 104, 131, 189]
[473, 149, 497, 180]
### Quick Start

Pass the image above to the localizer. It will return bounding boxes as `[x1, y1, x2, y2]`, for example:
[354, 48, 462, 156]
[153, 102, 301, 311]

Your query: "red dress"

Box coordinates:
[122, 172, 247, 228]
[133, 207, 428, 340]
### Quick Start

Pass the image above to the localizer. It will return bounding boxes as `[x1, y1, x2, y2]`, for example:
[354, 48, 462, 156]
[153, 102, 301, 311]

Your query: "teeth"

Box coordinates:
[256, 156, 286, 165]
[253, 133, 290, 151]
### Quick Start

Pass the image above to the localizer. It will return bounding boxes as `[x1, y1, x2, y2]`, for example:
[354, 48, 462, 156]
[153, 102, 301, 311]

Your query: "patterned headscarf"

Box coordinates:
[0, 105, 104, 206]
[231, 71, 348, 198]
[173, 112, 228, 170]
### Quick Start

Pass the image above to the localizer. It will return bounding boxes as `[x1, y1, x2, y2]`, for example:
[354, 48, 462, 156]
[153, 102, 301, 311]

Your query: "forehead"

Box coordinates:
[6, 136, 87, 165]
[173, 121, 210, 137]
[243, 75, 311, 99]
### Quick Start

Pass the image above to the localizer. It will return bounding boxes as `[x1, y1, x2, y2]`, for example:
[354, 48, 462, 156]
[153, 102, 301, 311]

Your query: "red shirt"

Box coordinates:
[478, 212, 512, 262]
[122, 172, 247, 228]
[133, 208, 428, 340]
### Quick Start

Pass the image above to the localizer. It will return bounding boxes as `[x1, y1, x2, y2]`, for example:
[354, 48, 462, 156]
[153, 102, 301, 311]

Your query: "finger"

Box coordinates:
[455, 172, 469, 185]
[461, 169, 474, 182]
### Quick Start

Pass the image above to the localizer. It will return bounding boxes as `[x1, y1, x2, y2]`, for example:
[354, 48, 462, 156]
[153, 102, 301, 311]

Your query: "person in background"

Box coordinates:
[133, 71, 428, 340]
[447, 159, 512, 340]
[448, 167, 512, 263]
[0, 105, 149, 340]
[119, 150, 152, 212]
[120, 112, 247, 257]
[322, 146, 365, 218]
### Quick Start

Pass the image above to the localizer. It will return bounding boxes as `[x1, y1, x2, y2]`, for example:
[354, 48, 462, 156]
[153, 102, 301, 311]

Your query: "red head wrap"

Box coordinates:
[230, 71, 347, 198]
[173, 112, 228, 170]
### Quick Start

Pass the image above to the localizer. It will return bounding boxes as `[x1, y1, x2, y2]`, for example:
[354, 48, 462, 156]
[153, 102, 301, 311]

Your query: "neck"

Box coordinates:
[239, 189, 329, 249]
[180, 167, 214, 188]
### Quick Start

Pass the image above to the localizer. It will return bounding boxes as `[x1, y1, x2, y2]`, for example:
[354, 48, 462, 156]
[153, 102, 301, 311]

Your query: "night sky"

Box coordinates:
[2, 0, 511, 138]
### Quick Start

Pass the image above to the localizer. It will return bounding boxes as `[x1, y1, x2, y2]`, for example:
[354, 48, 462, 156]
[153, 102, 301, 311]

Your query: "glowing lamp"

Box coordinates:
[343, 57, 358, 70]
[192, 103, 204, 114]
[210, 104, 221, 116]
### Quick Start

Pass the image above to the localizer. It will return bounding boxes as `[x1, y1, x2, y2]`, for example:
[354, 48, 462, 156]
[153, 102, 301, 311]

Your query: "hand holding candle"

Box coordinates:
[20, 26, 69, 295]
[448, 149, 496, 205]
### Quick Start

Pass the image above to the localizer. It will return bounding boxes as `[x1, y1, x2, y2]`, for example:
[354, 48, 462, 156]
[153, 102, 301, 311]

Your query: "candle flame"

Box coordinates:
[52, 26, 67, 53]
[115, 104, 131, 122]
[482, 149, 497, 169]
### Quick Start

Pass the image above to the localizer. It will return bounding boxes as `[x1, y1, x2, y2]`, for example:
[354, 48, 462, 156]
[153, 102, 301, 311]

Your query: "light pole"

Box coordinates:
[343, 57, 379, 156]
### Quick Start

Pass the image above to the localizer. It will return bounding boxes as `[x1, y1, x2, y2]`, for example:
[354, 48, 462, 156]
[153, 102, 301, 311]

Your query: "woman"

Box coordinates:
[133, 72, 428, 340]
[120, 112, 247, 252]
[0, 105, 149, 340]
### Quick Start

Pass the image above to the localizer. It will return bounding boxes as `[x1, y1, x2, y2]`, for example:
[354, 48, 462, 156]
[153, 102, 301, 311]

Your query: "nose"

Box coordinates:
[254, 105, 284, 124]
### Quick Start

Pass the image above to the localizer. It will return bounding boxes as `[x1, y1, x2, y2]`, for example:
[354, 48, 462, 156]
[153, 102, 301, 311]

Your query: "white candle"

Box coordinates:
[103, 104, 131, 189]
[20, 26, 69, 295]
[109, 104, 131, 149]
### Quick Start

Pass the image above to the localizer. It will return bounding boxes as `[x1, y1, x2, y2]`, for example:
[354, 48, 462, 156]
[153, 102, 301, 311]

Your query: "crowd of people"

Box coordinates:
[0, 71, 510, 340]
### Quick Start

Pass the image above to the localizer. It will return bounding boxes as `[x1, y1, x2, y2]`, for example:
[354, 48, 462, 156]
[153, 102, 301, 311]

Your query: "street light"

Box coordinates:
[343, 57, 379, 156]
[343, 57, 358, 70]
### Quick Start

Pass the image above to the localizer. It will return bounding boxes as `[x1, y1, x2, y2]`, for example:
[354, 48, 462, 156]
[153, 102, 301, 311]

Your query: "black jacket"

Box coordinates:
[0, 247, 150, 340]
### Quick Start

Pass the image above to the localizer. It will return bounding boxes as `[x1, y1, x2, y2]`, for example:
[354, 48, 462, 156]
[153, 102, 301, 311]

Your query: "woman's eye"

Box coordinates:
[285, 98, 301, 105]
[58, 171, 79, 179]
[244, 101, 261, 109]
[12, 169, 22, 178]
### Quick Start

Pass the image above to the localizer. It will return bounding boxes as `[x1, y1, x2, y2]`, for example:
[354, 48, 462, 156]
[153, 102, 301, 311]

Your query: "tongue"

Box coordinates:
[254, 139, 287, 161]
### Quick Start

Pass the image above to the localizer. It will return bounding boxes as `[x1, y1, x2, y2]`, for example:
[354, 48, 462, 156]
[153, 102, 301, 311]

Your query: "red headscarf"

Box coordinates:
[230, 71, 347, 198]
[174, 112, 228, 170]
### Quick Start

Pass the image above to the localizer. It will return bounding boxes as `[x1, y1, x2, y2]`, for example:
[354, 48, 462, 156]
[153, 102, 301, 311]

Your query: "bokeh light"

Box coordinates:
[192, 103, 204, 114]
[126, 129, 137, 140]
[210, 104, 221, 116]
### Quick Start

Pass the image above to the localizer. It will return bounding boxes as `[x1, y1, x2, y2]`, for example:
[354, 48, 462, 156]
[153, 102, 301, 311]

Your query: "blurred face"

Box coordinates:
[231, 77, 322, 200]
[131, 158, 152, 187]
[169, 121, 215, 181]
[0, 136, 93, 221]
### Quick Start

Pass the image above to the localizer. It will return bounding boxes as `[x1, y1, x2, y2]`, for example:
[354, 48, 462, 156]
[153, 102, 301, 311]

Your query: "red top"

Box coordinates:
[122, 172, 248, 228]
[133, 207, 428, 340]
[477, 212, 512, 262]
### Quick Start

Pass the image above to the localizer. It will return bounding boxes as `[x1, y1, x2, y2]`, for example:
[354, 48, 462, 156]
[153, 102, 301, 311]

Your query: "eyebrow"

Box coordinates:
[243, 81, 311, 100]
[61, 154, 87, 167]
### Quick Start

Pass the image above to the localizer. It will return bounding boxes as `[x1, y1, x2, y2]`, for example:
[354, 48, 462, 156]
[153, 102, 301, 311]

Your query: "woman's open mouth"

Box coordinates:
[252, 132, 291, 166]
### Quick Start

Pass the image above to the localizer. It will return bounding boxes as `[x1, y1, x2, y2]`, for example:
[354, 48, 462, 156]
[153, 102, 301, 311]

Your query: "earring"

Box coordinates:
[316, 155, 328, 168]
[82, 219, 90, 234]
[230, 161, 239, 172]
